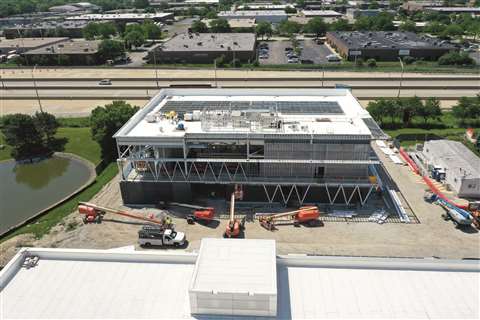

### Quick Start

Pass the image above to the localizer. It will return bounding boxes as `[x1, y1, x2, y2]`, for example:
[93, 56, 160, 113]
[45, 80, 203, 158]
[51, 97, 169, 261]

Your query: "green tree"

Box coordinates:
[83, 22, 117, 40]
[205, 10, 218, 19]
[366, 58, 377, 67]
[210, 18, 231, 33]
[90, 101, 140, 162]
[438, 52, 475, 66]
[425, 22, 446, 35]
[399, 20, 417, 32]
[278, 20, 302, 36]
[304, 17, 327, 38]
[191, 20, 208, 33]
[98, 40, 126, 62]
[143, 21, 162, 39]
[125, 30, 145, 49]
[397, 96, 422, 126]
[440, 24, 463, 39]
[1, 114, 44, 160]
[367, 99, 387, 124]
[34, 111, 60, 143]
[418, 97, 442, 125]
[383, 99, 399, 124]
[134, 0, 150, 8]
[99, 22, 118, 39]
[83, 22, 100, 40]
[329, 19, 351, 31]
[255, 21, 273, 40]
[452, 97, 473, 124]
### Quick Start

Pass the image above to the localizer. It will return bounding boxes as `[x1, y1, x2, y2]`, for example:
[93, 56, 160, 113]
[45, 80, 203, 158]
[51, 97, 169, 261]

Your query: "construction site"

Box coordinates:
[2, 88, 480, 267]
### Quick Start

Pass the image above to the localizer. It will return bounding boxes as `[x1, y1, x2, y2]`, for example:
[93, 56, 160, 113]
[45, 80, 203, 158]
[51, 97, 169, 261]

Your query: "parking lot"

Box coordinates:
[258, 39, 339, 65]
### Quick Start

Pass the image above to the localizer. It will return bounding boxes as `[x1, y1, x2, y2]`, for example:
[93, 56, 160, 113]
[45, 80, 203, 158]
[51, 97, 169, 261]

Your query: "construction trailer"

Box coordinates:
[113, 88, 386, 206]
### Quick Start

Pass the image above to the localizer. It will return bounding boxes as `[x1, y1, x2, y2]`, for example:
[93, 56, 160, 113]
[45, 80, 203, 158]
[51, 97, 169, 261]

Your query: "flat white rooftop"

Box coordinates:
[115, 88, 374, 140]
[191, 238, 276, 293]
[1, 244, 479, 319]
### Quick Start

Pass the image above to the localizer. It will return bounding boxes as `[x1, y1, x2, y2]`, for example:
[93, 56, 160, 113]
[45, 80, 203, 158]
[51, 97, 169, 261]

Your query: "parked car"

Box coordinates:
[259, 54, 269, 59]
[98, 79, 112, 85]
[327, 54, 341, 62]
[316, 39, 324, 45]
[259, 43, 269, 49]
[286, 52, 298, 59]
[287, 57, 299, 63]
[285, 47, 293, 52]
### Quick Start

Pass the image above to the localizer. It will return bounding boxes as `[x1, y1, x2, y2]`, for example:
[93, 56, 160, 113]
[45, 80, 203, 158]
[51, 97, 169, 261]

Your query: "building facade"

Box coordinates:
[326, 31, 455, 61]
[113, 88, 385, 206]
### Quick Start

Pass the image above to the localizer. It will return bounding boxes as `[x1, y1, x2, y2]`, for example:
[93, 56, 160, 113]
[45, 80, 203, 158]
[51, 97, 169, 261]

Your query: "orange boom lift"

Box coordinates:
[224, 190, 245, 238]
[78, 202, 172, 227]
[258, 206, 321, 231]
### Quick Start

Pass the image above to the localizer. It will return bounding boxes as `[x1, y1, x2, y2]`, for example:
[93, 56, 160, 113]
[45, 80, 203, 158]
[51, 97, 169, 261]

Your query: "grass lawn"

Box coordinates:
[1, 126, 100, 165]
[386, 127, 480, 157]
[0, 163, 118, 241]
[57, 127, 101, 165]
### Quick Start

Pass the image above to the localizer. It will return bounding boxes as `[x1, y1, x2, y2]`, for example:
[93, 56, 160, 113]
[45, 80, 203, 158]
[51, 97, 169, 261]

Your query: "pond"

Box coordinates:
[0, 155, 93, 235]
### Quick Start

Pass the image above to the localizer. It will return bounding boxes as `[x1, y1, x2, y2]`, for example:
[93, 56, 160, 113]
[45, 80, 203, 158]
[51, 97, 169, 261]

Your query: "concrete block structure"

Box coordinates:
[326, 31, 455, 61]
[149, 33, 256, 64]
[113, 88, 386, 206]
[420, 140, 480, 198]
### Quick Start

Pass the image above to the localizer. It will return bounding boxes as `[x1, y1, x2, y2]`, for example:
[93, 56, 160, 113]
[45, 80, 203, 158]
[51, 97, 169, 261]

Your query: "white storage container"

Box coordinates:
[189, 238, 277, 317]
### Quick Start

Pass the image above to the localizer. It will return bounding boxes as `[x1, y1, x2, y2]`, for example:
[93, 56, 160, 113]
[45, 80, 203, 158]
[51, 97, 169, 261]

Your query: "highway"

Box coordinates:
[0, 68, 478, 116]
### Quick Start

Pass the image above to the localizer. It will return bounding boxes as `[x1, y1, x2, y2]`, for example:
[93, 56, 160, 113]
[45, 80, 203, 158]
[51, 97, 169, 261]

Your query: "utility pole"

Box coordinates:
[397, 57, 404, 98]
[153, 49, 159, 89]
[32, 64, 43, 113]
[214, 59, 218, 88]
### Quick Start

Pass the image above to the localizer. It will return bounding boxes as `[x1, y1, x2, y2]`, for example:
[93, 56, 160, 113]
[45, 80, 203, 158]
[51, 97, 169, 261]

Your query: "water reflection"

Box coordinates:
[0, 156, 92, 235]
[14, 157, 70, 190]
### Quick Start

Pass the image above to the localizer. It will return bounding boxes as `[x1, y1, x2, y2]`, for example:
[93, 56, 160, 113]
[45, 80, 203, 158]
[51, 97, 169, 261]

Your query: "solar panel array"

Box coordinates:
[362, 118, 388, 139]
[161, 100, 344, 115]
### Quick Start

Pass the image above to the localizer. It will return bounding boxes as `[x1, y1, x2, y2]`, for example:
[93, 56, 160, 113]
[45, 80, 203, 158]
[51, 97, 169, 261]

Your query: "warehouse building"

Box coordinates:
[419, 140, 480, 199]
[149, 33, 256, 64]
[326, 31, 455, 61]
[113, 88, 385, 206]
[0, 37, 68, 55]
[23, 40, 102, 65]
[3, 21, 91, 39]
[66, 12, 174, 23]
[1, 241, 479, 318]
[218, 10, 287, 23]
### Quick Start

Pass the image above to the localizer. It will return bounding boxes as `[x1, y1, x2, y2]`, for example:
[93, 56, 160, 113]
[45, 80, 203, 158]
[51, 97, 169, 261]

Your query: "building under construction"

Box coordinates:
[114, 88, 386, 206]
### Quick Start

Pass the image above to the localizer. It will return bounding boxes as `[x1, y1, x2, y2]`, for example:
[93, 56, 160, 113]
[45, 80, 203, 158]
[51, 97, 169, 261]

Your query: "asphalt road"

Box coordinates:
[1, 79, 476, 87]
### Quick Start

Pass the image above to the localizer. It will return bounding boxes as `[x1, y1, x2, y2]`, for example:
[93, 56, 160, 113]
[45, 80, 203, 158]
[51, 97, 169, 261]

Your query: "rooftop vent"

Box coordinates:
[197, 42, 202, 46]
[233, 41, 238, 45]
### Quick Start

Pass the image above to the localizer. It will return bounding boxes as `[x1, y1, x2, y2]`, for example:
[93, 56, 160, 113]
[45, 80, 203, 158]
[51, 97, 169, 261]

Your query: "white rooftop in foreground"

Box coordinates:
[189, 238, 276, 316]
[1, 241, 479, 319]
[114, 88, 374, 139]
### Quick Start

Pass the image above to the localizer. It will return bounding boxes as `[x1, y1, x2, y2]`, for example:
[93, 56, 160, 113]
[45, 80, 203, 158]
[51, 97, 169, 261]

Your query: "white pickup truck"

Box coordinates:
[138, 227, 186, 247]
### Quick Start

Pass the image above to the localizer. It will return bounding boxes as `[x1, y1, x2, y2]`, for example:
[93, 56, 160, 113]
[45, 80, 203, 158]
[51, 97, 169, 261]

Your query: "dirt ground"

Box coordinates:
[2, 147, 479, 267]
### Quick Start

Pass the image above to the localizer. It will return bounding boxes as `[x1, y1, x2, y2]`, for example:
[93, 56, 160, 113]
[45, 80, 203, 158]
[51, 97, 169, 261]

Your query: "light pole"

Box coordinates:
[152, 49, 159, 89]
[32, 64, 43, 113]
[397, 57, 404, 98]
